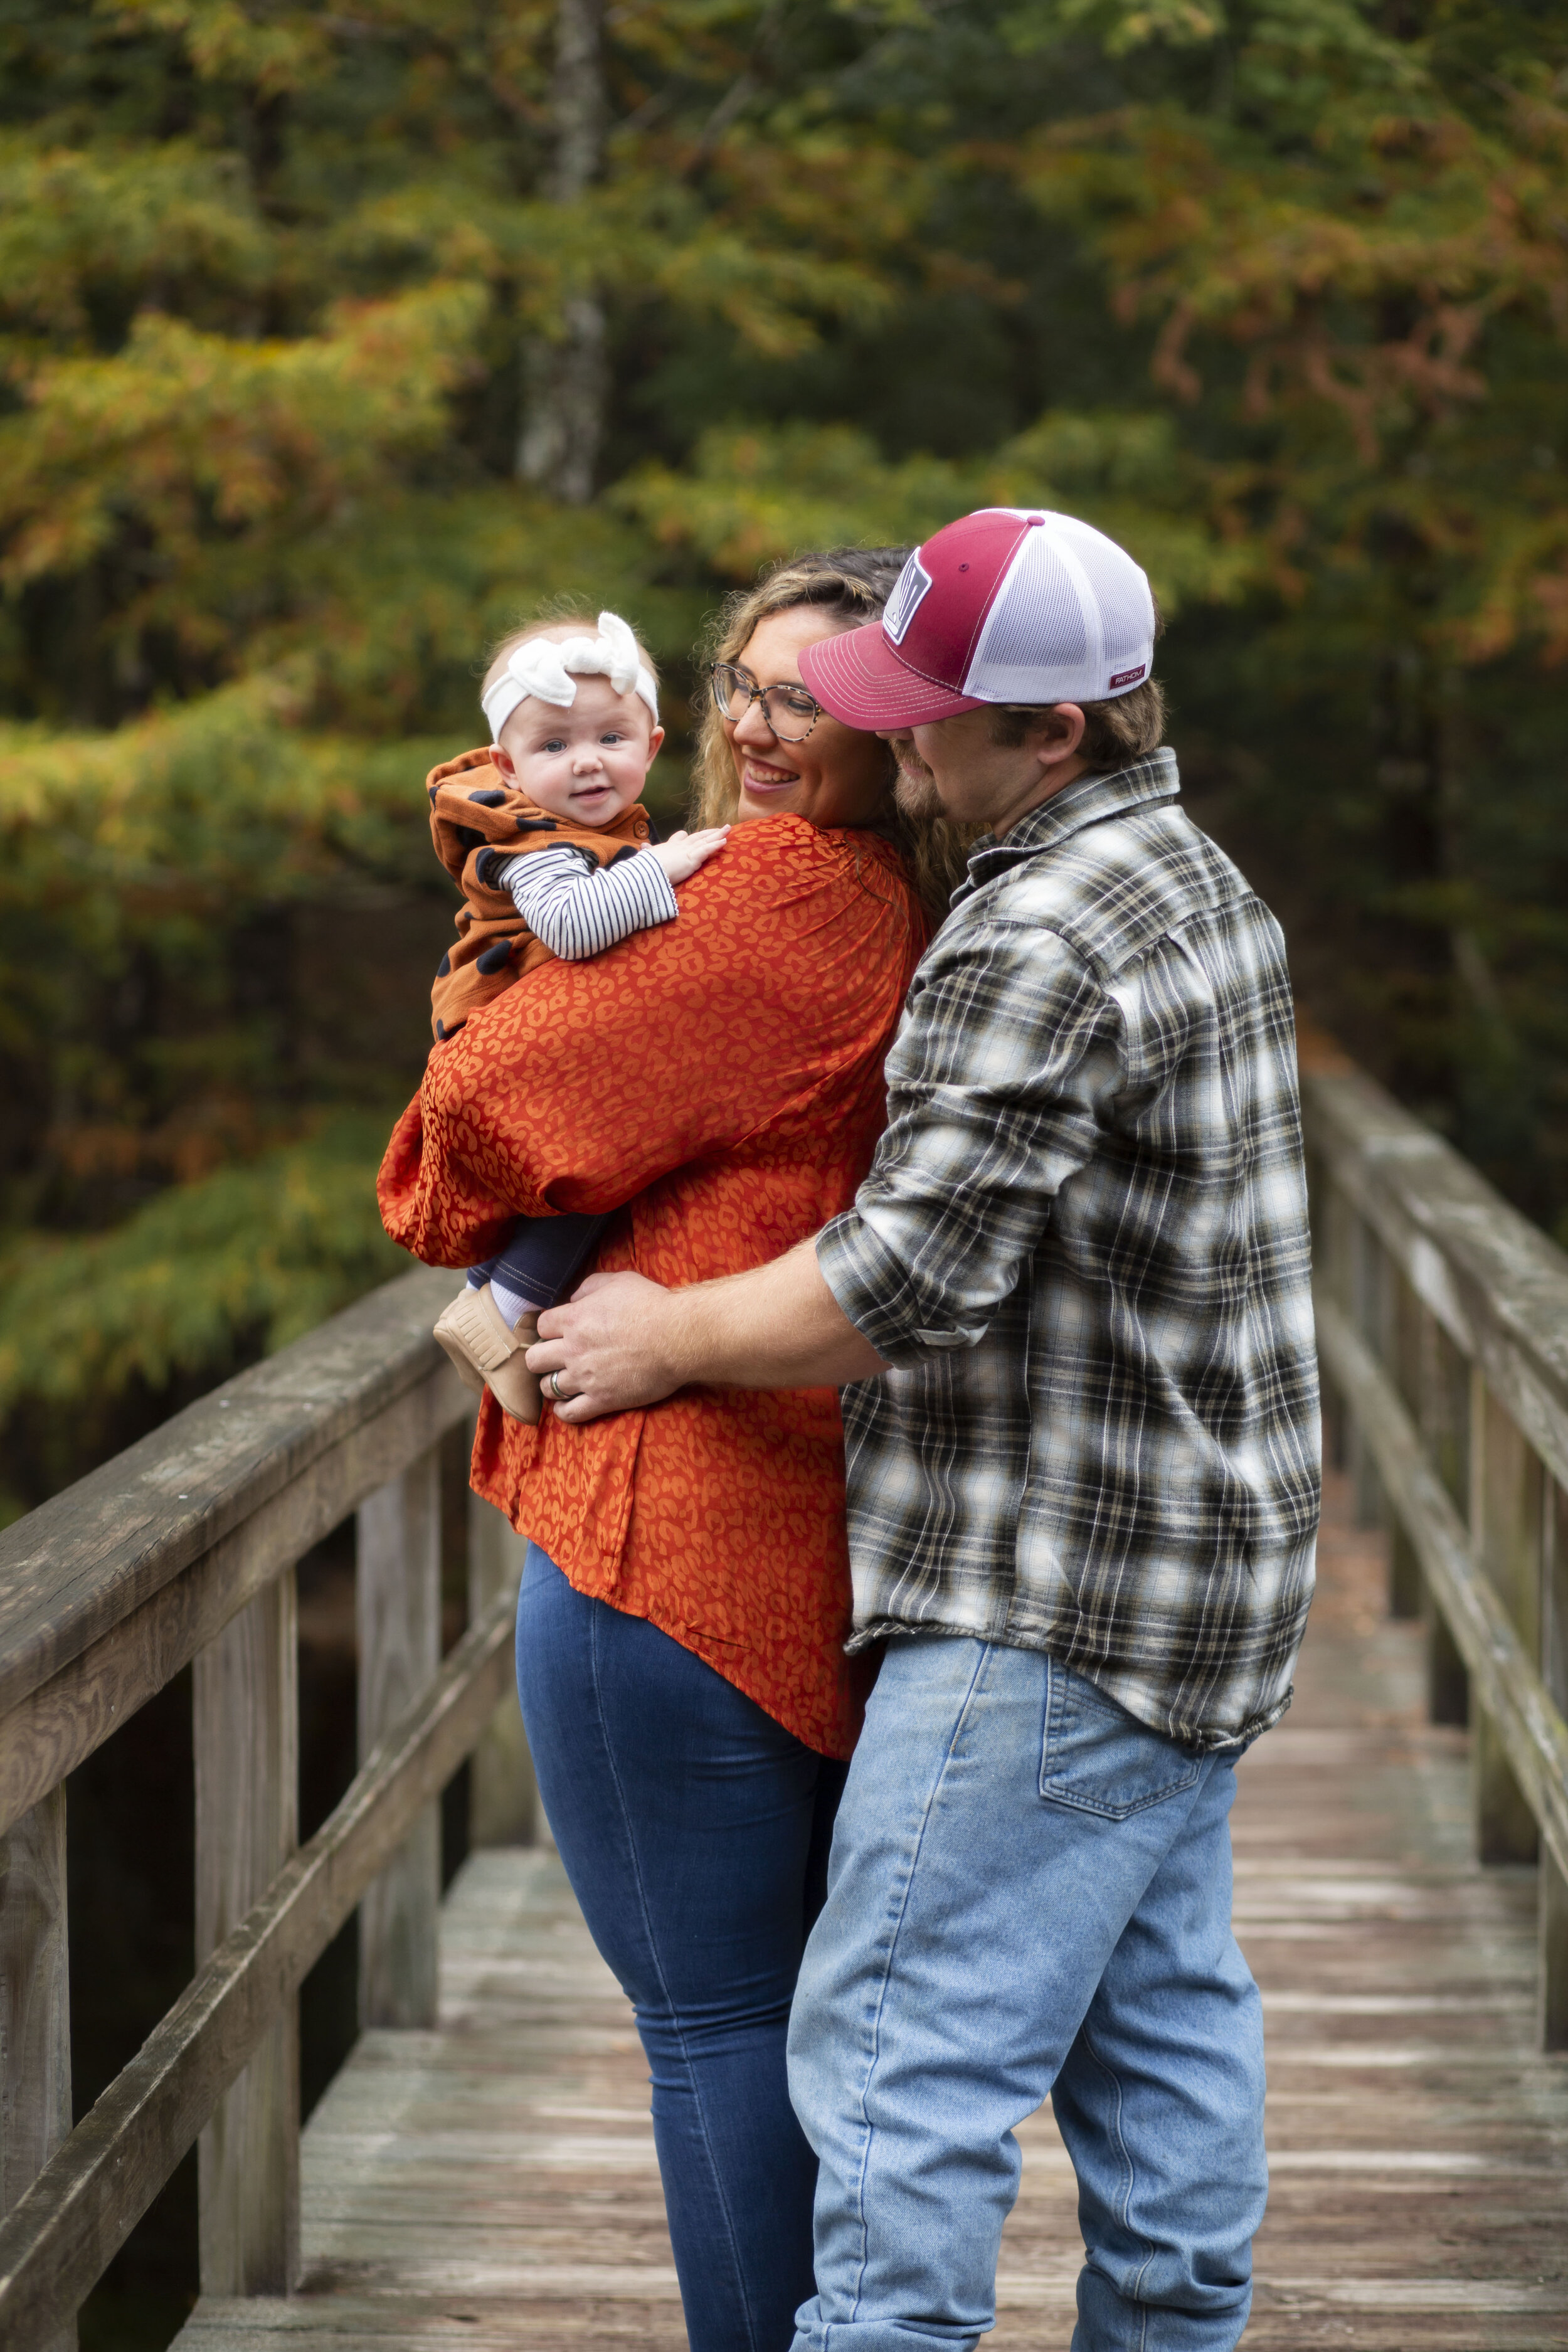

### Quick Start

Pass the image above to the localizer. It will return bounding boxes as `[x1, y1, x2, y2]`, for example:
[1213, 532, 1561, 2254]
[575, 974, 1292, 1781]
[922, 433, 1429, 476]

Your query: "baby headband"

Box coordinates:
[482, 610, 659, 743]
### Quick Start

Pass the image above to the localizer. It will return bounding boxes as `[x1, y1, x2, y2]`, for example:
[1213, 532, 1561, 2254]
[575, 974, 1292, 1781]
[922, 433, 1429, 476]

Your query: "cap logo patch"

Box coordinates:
[883, 555, 933, 645]
[1109, 664, 1147, 689]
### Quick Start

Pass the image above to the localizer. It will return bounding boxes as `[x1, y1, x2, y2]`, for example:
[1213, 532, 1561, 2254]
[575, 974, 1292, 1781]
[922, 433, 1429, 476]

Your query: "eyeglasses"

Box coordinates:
[711, 663, 824, 743]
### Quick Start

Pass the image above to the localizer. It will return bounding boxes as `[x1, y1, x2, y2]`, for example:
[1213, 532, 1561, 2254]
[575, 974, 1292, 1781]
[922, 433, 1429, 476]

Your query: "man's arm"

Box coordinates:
[527, 914, 1122, 1419]
[526, 1241, 886, 1422]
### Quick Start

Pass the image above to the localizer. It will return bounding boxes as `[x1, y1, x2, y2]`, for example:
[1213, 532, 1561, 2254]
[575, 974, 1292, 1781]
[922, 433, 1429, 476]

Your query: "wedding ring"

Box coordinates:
[547, 1370, 566, 1402]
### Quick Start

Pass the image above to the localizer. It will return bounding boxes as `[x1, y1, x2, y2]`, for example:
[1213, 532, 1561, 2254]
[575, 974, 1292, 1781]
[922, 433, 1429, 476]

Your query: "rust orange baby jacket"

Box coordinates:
[427, 746, 655, 1041]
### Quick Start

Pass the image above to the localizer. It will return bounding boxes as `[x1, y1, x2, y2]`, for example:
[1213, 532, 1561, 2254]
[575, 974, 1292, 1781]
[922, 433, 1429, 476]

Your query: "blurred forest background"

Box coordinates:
[5, 0, 1568, 1518]
[4, 1, 1568, 2342]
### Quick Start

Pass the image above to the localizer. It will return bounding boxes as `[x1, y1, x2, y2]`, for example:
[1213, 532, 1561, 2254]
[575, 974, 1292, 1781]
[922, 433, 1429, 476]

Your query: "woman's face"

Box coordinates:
[724, 607, 891, 830]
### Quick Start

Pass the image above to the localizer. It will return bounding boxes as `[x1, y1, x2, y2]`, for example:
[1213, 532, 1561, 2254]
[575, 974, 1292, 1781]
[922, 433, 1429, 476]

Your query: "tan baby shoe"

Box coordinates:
[433, 1284, 543, 1426]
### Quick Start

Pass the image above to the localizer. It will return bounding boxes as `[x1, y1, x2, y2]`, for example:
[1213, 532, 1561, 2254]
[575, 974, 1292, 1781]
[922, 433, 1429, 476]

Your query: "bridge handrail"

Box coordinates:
[4, 1062, 1565, 2339]
[1302, 1062, 1568, 2050]
[0, 1264, 529, 2347]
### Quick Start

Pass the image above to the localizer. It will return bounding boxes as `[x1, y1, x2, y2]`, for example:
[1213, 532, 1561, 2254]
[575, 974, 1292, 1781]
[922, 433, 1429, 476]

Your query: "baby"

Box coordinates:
[428, 609, 728, 1422]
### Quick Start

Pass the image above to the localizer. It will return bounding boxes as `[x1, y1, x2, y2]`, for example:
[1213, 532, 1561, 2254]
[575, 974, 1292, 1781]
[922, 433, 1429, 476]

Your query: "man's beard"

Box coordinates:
[894, 756, 944, 824]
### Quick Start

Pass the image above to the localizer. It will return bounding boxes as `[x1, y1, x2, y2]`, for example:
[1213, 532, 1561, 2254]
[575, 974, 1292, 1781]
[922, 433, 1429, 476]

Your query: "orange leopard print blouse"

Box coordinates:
[378, 814, 926, 1757]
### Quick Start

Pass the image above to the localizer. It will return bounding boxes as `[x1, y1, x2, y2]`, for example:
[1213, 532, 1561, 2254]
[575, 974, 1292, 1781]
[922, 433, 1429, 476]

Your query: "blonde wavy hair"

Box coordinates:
[691, 548, 977, 920]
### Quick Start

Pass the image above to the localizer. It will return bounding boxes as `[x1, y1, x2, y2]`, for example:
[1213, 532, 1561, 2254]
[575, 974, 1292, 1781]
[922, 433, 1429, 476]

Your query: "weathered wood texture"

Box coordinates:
[0, 1265, 492, 2339]
[1547, 1475, 1568, 2049]
[176, 1846, 685, 2352]
[0, 1268, 470, 1836]
[1472, 1372, 1545, 1865]
[0, 1589, 517, 2349]
[358, 1456, 442, 2030]
[1302, 1069, 1568, 1493]
[0, 1786, 75, 2352]
[467, 1494, 536, 1850]
[1315, 1298, 1568, 1891]
[1218, 1474, 1568, 2349]
[194, 1574, 301, 2297]
[169, 1471, 1568, 2352]
[1305, 1062, 1568, 2047]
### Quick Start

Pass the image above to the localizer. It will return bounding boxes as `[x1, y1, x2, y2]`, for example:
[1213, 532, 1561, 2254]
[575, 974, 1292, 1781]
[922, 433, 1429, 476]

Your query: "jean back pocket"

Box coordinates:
[1039, 1658, 1204, 1821]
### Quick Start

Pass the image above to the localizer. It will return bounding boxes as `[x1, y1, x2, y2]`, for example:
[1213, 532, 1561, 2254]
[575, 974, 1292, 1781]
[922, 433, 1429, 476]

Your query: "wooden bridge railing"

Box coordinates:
[3, 1060, 1566, 2342]
[1303, 1060, 1568, 2049]
[0, 1266, 534, 2349]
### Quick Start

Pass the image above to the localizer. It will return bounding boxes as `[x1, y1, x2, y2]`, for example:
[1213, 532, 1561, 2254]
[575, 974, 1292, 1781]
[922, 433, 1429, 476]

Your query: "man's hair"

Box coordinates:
[987, 590, 1165, 770]
[987, 674, 1166, 771]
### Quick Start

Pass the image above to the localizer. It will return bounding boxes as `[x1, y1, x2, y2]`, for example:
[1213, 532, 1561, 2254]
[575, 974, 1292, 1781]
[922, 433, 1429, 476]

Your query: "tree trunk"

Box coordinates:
[517, 0, 607, 504]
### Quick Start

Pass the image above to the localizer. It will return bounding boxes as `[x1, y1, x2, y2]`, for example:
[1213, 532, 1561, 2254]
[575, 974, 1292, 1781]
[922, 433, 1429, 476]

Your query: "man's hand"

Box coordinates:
[527, 1271, 682, 1424]
[526, 1237, 887, 1422]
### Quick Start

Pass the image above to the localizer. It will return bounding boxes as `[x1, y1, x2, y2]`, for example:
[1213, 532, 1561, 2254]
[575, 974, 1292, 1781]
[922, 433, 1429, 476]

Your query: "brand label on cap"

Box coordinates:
[884, 555, 932, 645]
[1109, 664, 1147, 689]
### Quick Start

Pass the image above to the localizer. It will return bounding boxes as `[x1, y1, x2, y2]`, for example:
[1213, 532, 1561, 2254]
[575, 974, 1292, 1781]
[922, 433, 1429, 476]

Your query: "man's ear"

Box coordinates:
[1040, 704, 1086, 767]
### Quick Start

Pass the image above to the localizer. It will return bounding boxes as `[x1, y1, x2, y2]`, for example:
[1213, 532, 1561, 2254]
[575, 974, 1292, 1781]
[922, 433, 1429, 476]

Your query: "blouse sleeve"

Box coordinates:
[379, 819, 922, 1267]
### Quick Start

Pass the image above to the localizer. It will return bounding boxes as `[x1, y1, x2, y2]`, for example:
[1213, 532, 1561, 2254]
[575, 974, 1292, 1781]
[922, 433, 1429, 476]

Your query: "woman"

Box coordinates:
[378, 549, 965, 2351]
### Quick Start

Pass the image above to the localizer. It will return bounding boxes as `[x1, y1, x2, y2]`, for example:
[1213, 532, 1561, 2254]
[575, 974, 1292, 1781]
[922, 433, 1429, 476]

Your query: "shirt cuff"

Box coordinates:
[815, 1207, 985, 1365]
[636, 856, 679, 924]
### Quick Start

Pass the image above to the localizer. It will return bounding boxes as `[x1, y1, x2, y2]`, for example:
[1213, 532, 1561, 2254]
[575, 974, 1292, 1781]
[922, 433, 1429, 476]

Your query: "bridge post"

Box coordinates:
[0, 1785, 75, 2352]
[1347, 1212, 1387, 1534]
[1419, 1309, 1470, 1727]
[1470, 1372, 1542, 1865]
[1544, 1853, 1568, 2052]
[467, 1492, 537, 1848]
[194, 1572, 301, 2295]
[358, 1450, 442, 2026]
[1387, 1273, 1423, 1618]
[1319, 1183, 1371, 1524]
[1542, 1478, 1568, 2049]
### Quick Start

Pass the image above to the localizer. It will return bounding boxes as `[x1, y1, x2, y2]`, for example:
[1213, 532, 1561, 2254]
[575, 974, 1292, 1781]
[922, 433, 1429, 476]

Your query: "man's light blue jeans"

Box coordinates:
[787, 1636, 1266, 2352]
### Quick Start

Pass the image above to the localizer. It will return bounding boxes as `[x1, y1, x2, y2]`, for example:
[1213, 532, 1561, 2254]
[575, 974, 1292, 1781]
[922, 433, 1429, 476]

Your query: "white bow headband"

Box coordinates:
[482, 610, 659, 743]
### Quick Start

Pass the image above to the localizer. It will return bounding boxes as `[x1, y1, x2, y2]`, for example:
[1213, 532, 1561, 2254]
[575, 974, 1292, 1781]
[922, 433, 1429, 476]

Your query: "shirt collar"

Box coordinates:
[954, 747, 1181, 905]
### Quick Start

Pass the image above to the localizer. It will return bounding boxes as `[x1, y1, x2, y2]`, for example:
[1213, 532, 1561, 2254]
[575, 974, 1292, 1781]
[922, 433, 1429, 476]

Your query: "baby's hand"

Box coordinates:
[649, 827, 730, 887]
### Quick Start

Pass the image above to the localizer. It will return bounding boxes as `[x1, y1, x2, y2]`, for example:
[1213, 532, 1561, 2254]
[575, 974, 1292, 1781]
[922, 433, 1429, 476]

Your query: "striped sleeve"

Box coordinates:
[500, 845, 679, 961]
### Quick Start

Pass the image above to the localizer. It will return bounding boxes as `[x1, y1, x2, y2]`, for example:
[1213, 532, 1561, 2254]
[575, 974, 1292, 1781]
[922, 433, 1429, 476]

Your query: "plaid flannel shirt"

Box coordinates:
[817, 749, 1320, 1751]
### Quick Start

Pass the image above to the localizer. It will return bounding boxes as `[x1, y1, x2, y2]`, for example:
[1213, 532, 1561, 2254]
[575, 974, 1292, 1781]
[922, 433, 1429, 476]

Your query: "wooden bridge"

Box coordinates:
[1, 1055, 1566, 2350]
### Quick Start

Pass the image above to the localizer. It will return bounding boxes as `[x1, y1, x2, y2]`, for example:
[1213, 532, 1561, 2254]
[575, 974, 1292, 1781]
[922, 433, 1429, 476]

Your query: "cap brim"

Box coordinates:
[800, 622, 988, 731]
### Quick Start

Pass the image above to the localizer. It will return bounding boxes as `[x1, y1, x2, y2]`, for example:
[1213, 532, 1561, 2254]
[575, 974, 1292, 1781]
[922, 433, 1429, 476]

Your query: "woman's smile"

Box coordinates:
[741, 755, 800, 795]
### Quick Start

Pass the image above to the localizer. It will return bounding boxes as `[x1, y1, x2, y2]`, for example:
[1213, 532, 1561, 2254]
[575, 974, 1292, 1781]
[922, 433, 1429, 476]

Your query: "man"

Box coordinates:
[529, 506, 1321, 2352]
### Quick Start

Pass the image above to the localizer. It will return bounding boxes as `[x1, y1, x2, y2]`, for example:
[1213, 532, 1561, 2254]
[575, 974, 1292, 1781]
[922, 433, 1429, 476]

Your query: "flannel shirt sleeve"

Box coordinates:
[817, 914, 1123, 1365]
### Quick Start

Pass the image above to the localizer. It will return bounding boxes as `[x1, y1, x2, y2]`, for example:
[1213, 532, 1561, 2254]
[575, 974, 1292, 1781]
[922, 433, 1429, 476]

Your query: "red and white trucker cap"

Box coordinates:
[798, 507, 1155, 730]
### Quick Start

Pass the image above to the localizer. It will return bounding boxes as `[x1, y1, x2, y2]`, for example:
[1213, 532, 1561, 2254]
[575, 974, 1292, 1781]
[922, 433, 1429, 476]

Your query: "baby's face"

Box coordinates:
[496, 676, 662, 826]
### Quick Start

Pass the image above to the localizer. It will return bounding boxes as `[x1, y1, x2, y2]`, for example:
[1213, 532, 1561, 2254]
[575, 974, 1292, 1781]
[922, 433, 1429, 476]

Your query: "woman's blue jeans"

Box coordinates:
[515, 1544, 848, 2352]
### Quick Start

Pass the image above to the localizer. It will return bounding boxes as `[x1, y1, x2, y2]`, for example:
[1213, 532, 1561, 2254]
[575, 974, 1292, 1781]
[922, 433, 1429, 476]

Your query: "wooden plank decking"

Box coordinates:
[176, 1469, 1568, 2351]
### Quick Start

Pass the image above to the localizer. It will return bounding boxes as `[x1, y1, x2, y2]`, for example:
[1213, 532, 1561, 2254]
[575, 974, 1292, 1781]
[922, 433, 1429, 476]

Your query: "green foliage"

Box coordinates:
[996, 0, 1568, 1204]
[0, 1115, 405, 1523]
[0, 1115, 403, 1414]
[618, 411, 1258, 610]
[3, 0, 1568, 1508]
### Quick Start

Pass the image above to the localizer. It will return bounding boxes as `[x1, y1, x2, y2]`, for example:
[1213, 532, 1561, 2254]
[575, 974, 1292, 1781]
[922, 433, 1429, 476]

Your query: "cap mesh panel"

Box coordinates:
[963, 509, 1153, 702]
